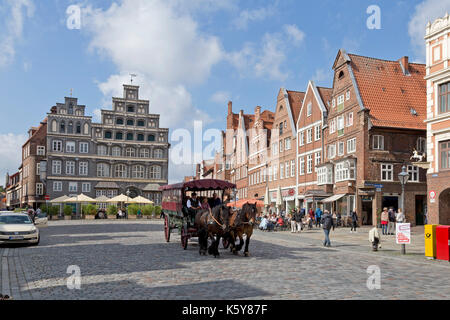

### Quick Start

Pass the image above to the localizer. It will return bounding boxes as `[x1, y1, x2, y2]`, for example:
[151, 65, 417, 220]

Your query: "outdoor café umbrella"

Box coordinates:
[94, 195, 110, 203]
[106, 194, 129, 203]
[276, 186, 283, 215]
[226, 198, 264, 208]
[127, 196, 154, 204]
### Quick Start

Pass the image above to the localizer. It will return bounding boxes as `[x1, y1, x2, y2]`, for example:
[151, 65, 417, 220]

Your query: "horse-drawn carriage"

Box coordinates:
[159, 179, 236, 251]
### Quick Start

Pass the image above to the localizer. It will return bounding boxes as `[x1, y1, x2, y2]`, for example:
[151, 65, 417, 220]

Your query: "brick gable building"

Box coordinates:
[319, 50, 427, 226]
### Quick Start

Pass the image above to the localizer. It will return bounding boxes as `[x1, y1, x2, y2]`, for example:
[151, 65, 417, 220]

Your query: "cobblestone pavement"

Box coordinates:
[1, 220, 450, 300]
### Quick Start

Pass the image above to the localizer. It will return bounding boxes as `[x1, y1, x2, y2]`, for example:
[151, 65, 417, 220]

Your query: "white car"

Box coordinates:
[0, 212, 40, 245]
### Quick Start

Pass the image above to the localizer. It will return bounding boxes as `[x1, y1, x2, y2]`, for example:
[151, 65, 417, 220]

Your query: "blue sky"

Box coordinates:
[0, 0, 449, 183]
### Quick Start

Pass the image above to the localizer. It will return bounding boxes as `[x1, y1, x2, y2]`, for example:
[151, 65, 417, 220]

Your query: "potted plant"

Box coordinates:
[82, 204, 97, 220]
[63, 205, 73, 220]
[142, 205, 154, 219]
[106, 205, 118, 219]
[127, 204, 139, 219]
[154, 206, 162, 219]
[49, 206, 59, 220]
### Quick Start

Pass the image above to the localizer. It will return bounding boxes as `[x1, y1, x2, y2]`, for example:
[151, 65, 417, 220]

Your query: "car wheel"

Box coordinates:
[31, 235, 40, 246]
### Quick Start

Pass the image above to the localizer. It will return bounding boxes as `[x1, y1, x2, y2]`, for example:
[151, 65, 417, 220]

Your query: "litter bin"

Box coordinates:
[425, 225, 438, 259]
[436, 226, 450, 262]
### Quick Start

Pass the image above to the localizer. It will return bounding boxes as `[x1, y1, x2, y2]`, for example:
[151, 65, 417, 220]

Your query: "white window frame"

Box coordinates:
[328, 144, 336, 159]
[381, 163, 393, 181]
[315, 125, 321, 141]
[307, 155, 313, 174]
[306, 129, 313, 144]
[37, 146, 46, 156]
[299, 158, 305, 176]
[373, 135, 384, 150]
[53, 181, 62, 192]
[347, 138, 356, 154]
[52, 140, 62, 152]
[79, 162, 88, 176]
[36, 183, 43, 196]
[280, 164, 284, 179]
[346, 90, 350, 101]
[66, 161, 75, 175]
[69, 182, 77, 193]
[299, 132, 304, 146]
[346, 112, 353, 127]
[307, 102, 312, 117]
[66, 141, 76, 153]
[82, 183, 91, 193]
[80, 142, 89, 154]
[338, 141, 345, 156]
[407, 165, 419, 183]
[315, 151, 321, 166]
[330, 119, 336, 134]
[52, 160, 62, 175]
[285, 138, 291, 150]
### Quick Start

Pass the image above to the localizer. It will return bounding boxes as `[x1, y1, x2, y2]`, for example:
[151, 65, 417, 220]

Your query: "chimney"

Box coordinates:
[398, 56, 409, 75]
[228, 101, 233, 115]
[255, 106, 261, 119]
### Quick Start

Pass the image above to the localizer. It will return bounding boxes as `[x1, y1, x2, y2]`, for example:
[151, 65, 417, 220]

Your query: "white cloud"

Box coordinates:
[284, 24, 305, 46]
[0, 0, 34, 67]
[82, 0, 220, 130]
[0, 133, 28, 185]
[210, 91, 231, 104]
[83, 0, 223, 86]
[408, 0, 450, 62]
[227, 25, 305, 81]
[232, 5, 276, 30]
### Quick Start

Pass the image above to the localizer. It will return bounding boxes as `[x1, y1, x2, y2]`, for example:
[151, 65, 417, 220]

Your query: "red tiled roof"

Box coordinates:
[317, 87, 333, 111]
[348, 53, 426, 130]
[286, 90, 306, 124]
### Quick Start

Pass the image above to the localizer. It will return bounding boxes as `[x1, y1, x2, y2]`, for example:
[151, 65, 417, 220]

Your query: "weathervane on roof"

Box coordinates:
[130, 74, 137, 84]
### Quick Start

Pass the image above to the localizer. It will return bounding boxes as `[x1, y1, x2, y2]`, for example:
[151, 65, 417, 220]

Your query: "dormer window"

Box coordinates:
[68, 103, 74, 115]
[338, 71, 344, 79]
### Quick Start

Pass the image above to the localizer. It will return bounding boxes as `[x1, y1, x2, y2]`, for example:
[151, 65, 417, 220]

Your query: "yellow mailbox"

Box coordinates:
[425, 224, 438, 259]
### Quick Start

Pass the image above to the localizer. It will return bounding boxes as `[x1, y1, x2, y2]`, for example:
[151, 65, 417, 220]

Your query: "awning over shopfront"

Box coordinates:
[322, 194, 346, 203]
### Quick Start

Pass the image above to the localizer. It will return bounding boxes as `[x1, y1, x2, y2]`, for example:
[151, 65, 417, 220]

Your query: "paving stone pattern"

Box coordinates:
[1, 220, 450, 300]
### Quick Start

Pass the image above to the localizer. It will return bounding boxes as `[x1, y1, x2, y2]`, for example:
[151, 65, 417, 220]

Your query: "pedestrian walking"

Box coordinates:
[336, 212, 342, 227]
[369, 226, 381, 251]
[321, 210, 335, 247]
[308, 208, 314, 229]
[289, 212, 296, 233]
[396, 208, 406, 223]
[350, 210, 358, 233]
[381, 207, 389, 235]
[388, 208, 396, 235]
[294, 208, 303, 232]
[315, 207, 322, 228]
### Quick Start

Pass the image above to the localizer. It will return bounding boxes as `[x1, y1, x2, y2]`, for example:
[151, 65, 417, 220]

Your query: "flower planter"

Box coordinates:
[128, 215, 137, 220]
[85, 215, 95, 220]
[64, 216, 72, 220]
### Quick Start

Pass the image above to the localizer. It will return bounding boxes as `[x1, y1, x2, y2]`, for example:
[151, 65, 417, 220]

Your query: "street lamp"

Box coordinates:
[126, 189, 131, 219]
[398, 165, 409, 255]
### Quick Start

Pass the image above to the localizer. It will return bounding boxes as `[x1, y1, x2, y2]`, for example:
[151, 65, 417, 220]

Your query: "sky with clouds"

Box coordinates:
[0, 0, 449, 184]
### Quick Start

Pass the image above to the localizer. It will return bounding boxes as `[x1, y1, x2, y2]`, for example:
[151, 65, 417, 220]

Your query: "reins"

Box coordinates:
[209, 207, 224, 228]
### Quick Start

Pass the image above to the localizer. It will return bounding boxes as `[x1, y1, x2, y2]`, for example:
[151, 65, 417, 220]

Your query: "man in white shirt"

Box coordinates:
[186, 193, 201, 221]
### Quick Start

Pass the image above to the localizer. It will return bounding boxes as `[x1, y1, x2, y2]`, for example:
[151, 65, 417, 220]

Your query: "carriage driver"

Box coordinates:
[187, 193, 201, 222]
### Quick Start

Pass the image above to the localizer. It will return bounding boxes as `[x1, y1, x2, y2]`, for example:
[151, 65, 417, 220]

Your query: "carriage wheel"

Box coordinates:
[181, 224, 188, 250]
[164, 215, 171, 243]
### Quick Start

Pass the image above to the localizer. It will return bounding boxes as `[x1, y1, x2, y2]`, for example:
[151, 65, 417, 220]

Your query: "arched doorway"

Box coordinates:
[439, 188, 450, 225]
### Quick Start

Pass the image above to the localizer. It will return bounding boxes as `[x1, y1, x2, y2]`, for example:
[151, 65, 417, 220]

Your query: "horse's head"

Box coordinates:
[243, 203, 257, 226]
[218, 204, 231, 232]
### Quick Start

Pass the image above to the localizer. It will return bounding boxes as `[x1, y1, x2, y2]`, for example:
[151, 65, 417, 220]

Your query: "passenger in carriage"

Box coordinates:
[187, 193, 201, 221]
[208, 193, 222, 209]
[201, 197, 210, 210]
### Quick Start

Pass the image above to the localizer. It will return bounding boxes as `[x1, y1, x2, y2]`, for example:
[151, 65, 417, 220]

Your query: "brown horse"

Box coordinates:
[195, 204, 231, 258]
[228, 203, 257, 257]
